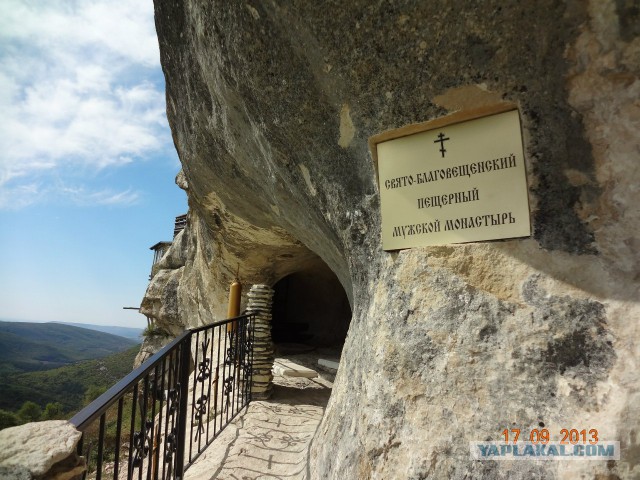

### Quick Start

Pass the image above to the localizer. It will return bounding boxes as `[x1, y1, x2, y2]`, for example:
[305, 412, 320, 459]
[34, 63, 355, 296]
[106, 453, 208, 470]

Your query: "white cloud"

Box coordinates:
[60, 186, 141, 207]
[0, 182, 44, 210]
[0, 182, 141, 210]
[0, 0, 171, 208]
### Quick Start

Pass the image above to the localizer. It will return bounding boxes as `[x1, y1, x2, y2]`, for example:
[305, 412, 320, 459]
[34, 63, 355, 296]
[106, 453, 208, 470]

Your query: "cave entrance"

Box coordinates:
[271, 260, 351, 366]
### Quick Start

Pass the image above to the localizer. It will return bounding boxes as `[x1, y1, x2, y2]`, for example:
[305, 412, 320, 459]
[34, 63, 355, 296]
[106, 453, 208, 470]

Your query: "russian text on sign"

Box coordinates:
[374, 108, 531, 249]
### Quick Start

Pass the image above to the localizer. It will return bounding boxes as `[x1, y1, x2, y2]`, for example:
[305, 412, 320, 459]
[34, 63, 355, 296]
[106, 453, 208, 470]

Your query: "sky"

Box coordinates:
[0, 0, 187, 328]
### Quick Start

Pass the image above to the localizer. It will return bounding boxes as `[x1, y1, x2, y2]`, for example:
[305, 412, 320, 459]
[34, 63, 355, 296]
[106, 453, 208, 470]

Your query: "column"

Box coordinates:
[247, 284, 274, 399]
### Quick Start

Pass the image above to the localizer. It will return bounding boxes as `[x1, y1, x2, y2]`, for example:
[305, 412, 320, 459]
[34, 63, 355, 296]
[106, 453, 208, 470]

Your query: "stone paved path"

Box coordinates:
[185, 369, 332, 480]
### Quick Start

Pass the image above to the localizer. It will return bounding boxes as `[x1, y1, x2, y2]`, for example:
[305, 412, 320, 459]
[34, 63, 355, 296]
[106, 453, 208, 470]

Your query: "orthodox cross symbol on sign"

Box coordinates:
[434, 132, 450, 158]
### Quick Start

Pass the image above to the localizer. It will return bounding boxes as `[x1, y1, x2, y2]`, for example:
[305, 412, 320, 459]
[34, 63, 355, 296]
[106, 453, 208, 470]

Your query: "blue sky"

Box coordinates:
[0, 1, 187, 328]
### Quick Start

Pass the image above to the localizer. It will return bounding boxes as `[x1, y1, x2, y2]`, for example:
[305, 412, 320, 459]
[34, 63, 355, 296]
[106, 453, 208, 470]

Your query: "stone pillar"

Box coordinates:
[247, 284, 274, 399]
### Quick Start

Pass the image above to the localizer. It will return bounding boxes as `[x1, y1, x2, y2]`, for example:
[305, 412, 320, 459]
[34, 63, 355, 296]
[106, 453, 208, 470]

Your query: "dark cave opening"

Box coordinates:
[271, 260, 352, 352]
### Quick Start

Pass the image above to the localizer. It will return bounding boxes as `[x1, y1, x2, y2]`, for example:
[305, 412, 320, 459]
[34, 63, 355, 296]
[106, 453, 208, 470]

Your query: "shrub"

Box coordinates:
[17, 401, 41, 423]
[0, 409, 19, 430]
[84, 385, 107, 405]
[42, 402, 64, 420]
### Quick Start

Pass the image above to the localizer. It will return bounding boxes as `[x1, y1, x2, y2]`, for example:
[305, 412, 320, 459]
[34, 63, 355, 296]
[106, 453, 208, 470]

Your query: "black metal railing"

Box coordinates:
[70, 314, 255, 480]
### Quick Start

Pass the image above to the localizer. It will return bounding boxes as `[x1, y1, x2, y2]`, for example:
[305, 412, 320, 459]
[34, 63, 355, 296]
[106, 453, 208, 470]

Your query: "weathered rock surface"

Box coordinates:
[0, 421, 84, 480]
[133, 332, 175, 369]
[147, 0, 640, 478]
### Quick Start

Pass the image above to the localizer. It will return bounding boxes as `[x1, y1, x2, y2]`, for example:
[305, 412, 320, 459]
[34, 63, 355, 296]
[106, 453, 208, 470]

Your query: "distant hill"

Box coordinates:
[52, 322, 144, 341]
[0, 345, 140, 413]
[0, 321, 138, 375]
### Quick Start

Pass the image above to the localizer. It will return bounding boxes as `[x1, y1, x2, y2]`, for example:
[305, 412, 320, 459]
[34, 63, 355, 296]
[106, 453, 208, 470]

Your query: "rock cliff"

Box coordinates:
[145, 1, 640, 478]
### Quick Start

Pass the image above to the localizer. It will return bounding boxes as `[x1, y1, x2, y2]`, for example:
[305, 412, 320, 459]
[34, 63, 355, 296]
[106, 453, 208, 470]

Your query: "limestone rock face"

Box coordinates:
[148, 0, 640, 478]
[0, 421, 84, 479]
[133, 333, 174, 369]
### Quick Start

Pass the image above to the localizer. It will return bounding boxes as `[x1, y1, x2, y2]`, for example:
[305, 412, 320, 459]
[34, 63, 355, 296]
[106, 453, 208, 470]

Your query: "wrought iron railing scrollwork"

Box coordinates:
[70, 314, 255, 480]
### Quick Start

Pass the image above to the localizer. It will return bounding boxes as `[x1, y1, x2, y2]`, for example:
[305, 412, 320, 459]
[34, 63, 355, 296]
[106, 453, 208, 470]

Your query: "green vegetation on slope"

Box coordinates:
[0, 345, 140, 414]
[0, 321, 138, 374]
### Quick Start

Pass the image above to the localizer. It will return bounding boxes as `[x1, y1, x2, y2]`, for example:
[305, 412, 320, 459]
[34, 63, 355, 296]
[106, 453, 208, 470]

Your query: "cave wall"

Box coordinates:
[146, 1, 640, 478]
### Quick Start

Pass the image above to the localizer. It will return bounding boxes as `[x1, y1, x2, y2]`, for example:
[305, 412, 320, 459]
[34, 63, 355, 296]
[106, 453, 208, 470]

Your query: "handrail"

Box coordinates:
[70, 314, 255, 480]
[70, 315, 250, 430]
[189, 313, 249, 334]
[70, 331, 189, 430]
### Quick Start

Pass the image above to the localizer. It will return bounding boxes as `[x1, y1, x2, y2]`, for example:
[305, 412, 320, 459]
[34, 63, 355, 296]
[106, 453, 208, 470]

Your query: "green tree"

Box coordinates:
[17, 401, 41, 423]
[0, 410, 19, 430]
[42, 402, 64, 420]
[84, 385, 107, 405]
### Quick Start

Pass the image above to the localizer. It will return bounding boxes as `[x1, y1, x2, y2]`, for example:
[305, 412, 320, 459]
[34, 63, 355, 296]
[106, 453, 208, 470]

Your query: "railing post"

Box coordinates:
[174, 335, 192, 479]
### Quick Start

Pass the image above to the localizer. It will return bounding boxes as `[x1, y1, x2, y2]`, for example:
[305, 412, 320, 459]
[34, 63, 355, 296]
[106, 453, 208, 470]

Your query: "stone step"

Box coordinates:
[318, 358, 339, 372]
[272, 359, 318, 378]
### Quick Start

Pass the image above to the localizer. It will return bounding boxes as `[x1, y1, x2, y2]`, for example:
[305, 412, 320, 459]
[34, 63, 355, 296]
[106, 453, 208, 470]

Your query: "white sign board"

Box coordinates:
[372, 108, 531, 250]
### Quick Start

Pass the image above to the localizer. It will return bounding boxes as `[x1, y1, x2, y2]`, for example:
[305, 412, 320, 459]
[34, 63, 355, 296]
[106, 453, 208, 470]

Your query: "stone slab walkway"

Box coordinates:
[185, 365, 332, 480]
